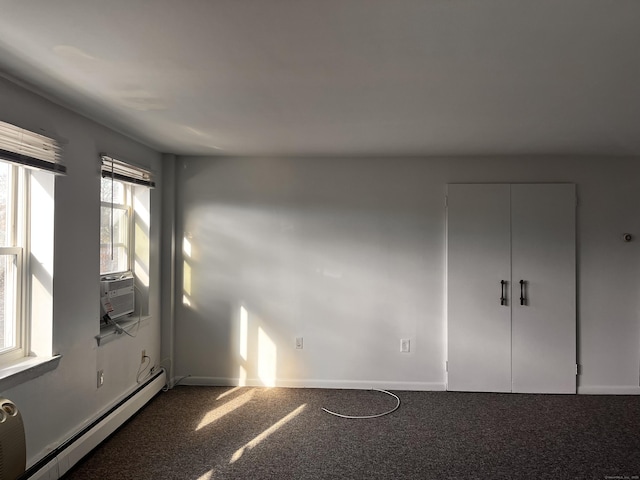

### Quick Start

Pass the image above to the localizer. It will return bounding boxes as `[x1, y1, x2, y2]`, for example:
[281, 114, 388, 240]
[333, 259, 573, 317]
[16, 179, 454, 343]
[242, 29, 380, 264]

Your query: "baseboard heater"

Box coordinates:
[19, 369, 166, 480]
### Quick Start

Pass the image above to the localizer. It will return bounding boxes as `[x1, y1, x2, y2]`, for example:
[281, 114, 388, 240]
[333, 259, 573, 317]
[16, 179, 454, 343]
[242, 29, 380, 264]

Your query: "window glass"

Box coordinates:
[0, 162, 12, 247]
[100, 178, 131, 275]
[0, 254, 18, 352]
[100, 176, 125, 204]
[0, 161, 23, 361]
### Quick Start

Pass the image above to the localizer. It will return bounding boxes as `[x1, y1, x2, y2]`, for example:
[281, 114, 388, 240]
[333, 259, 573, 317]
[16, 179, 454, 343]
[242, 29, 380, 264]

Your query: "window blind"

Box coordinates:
[100, 154, 155, 188]
[0, 120, 66, 174]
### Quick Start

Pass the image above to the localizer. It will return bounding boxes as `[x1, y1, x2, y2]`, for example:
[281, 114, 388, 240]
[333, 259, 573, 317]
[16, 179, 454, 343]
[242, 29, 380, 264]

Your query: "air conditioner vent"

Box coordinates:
[100, 273, 135, 320]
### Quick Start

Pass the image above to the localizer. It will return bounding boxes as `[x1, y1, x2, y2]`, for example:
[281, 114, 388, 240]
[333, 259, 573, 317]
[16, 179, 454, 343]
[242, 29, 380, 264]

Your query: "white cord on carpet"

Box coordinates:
[322, 389, 401, 419]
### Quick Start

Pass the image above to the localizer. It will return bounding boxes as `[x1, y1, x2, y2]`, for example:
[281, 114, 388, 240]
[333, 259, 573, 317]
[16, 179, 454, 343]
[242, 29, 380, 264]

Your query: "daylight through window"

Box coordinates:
[99, 154, 153, 325]
[0, 119, 64, 365]
[100, 177, 132, 275]
[0, 161, 24, 357]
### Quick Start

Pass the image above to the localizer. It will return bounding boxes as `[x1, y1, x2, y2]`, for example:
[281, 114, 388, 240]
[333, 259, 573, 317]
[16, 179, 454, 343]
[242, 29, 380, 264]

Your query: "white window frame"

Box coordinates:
[97, 154, 153, 330]
[0, 120, 62, 380]
[100, 177, 134, 277]
[0, 162, 29, 365]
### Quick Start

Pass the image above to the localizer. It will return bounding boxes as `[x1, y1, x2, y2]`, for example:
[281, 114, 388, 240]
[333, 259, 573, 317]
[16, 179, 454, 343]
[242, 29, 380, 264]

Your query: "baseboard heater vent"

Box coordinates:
[20, 369, 166, 480]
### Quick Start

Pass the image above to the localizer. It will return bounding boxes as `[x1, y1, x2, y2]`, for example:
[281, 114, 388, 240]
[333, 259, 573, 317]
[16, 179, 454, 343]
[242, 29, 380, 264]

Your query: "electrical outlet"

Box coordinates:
[400, 339, 410, 353]
[141, 349, 146, 363]
[295, 337, 304, 349]
[97, 370, 104, 388]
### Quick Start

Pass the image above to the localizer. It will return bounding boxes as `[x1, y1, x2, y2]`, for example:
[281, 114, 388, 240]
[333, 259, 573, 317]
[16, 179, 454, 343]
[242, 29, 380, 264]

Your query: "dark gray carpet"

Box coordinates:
[64, 387, 640, 479]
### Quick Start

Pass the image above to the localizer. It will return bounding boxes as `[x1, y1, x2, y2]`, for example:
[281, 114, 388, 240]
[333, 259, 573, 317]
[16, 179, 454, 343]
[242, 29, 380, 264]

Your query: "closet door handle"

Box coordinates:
[519, 280, 526, 306]
[500, 280, 507, 306]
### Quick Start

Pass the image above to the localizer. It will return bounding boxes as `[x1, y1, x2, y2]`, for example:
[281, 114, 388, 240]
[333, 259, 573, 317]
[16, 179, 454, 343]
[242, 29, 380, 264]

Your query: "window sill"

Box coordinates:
[95, 316, 152, 347]
[0, 354, 62, 392]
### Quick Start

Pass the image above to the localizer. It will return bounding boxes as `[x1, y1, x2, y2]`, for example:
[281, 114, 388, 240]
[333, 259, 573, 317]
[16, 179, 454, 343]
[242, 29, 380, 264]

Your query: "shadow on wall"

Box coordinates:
[177, 199, 432, 385]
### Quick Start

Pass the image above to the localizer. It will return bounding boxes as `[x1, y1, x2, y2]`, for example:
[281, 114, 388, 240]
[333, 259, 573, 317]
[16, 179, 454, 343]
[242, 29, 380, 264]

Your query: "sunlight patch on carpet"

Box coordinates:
[195, 470, 213, 480]
[196, 389, 256, 431]
[216, 386, 244, 400]
[230, 404, 307, 463]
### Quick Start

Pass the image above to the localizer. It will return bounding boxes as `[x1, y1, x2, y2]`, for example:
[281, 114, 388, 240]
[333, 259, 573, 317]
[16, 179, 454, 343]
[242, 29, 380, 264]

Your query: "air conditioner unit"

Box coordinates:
[100, 274, 135, 321]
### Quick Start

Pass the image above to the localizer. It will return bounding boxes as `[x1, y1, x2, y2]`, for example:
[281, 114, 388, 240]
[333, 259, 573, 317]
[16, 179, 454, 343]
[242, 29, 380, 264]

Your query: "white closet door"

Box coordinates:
[511, 184, 576, 394]
[447, 184, 512, 392]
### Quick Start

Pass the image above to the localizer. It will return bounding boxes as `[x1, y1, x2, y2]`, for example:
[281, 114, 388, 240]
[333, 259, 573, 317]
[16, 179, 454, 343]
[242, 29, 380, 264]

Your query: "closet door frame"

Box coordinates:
[446, 183, 576, 394]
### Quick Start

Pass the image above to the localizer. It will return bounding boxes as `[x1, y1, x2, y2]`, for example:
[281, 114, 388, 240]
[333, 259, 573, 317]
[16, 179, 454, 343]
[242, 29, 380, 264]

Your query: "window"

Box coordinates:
[0, 161, 25, 362]
[0, 120, 64, 365]
[99, 155, 154, 325]
[100, 177, 133, 275]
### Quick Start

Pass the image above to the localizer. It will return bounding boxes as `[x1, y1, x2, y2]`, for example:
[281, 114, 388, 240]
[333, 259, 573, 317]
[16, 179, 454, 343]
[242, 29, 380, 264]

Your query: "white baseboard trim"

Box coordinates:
[178, 376, 446, 391]
[26, 370, 167, 479]
[178, 377, 640, 395]
[578, 385, 640, 395]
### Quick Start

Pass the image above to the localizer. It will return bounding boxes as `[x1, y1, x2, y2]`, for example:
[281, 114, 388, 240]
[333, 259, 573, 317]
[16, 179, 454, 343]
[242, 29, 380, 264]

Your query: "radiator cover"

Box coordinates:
[0, 398, 26, 480]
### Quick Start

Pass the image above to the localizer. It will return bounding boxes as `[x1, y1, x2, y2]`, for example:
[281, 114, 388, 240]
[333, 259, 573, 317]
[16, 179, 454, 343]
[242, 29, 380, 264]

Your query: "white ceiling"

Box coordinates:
[1, 0, 640, 157]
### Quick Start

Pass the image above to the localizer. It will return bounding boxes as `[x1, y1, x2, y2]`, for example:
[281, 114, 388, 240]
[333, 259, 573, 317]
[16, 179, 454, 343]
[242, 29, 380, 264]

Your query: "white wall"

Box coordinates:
[174, 156, 640, 393]
[0, 76, 163, 465]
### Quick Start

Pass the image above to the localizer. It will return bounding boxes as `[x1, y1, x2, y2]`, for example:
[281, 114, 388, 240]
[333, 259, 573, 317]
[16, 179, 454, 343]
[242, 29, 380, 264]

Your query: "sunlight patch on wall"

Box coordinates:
[133, 187, 150, 287]
[258, 327, 277, 387]
[196, 389, 255, 431]
[134, 260, 149, 286]
[30, 173, 54, 277]
[183, 261, 191, 295]
[29, 171, 54, 356]
[229, 404, 307, 464]
[239, 365, 247, 387]
[133, 192, 150, 228]
[183, 259, 192, 307]
[183, 236, 192, 258]
[240, 306, 248, 361]
[134, 220, 150, 287]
